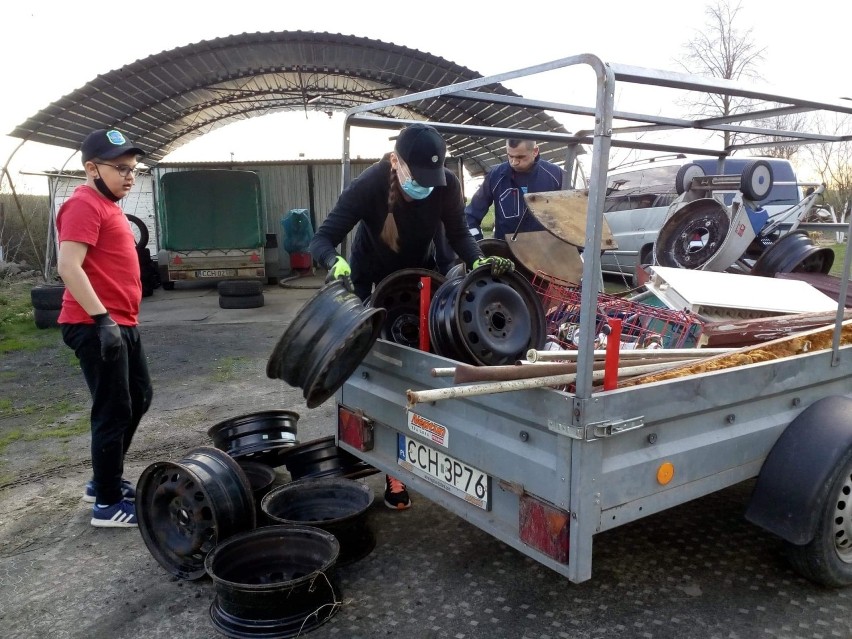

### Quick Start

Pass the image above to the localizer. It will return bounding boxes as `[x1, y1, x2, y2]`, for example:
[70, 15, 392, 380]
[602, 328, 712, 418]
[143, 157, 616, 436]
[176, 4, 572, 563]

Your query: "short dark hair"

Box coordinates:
[507, 139, 535, 149]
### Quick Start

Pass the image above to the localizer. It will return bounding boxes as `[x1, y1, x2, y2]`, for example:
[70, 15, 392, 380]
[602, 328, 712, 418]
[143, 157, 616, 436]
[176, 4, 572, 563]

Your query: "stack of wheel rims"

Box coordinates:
[217, 279, 265, 309]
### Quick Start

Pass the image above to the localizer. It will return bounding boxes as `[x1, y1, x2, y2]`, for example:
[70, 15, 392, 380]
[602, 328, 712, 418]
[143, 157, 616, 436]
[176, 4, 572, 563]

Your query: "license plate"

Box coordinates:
[196, 269, 237, 278]
[397, 434, 489, 510]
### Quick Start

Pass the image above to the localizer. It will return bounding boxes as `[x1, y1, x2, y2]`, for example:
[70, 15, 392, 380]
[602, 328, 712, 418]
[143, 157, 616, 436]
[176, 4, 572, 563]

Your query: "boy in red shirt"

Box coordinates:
[57, 128, 152, 528]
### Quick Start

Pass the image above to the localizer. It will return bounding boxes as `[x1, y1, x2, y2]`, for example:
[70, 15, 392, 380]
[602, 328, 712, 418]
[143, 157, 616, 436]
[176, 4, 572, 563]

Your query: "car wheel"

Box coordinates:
[33, 307, 61, 329]
[218, 280, 264, 297]
[30, 283, 65, 310]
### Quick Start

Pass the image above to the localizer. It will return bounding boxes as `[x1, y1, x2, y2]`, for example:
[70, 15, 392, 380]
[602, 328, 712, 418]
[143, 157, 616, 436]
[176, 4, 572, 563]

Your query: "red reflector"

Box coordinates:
[171, 255, 183, 265]
[338, 405, 373, 451]
[250, 253, 261, 262]
[519, 494, 570, 563]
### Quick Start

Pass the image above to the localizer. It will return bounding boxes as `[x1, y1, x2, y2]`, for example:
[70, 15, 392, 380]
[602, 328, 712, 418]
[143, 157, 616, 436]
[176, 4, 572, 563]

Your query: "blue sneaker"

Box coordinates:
[91, 499, 138, 528]
[83, 478, 136, 503]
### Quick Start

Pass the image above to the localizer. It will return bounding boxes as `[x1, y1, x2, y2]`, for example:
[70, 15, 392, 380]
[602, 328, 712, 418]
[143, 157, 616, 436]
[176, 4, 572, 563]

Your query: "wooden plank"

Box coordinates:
[700, 309, 852, 348]
[523, 189, 617, 250]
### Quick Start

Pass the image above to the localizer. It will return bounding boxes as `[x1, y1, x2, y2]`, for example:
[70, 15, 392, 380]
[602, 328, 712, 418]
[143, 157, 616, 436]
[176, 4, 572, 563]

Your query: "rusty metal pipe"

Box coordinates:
[526, 347, 732, 362]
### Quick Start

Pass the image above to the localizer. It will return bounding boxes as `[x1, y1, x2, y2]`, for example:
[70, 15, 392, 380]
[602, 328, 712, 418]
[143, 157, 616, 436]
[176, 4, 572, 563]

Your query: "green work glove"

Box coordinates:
[473, 256, 515, 276]
[325, 255, 354, 291]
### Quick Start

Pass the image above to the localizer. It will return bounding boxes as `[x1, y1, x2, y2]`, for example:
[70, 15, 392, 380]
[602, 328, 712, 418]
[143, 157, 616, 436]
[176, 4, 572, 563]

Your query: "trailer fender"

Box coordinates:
[745, 396, 852, 545]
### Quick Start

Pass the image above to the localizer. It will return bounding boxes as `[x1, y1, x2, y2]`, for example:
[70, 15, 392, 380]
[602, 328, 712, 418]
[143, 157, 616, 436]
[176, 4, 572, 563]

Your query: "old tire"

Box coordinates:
[219, 293, 264, 309]
[33, 308, 61, 329]
[218, 280, 264, 297]
[30, 283, 65, 310]
[784, 451, 852, 587]
[125, 214, 149, 249]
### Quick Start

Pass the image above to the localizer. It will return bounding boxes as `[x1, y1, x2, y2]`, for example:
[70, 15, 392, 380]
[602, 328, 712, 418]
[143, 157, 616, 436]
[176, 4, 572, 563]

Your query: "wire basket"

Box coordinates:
[531, 273, 705, 351]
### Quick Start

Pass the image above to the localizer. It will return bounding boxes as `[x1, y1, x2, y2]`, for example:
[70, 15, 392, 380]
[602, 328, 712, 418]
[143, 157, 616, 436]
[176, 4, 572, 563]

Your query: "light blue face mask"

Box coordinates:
[397, 162, 434, 199]
[401, 178, 433, 200]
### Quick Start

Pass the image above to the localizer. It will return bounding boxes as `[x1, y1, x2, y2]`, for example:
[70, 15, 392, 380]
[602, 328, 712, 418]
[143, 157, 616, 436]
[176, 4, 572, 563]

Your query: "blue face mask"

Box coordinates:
[397, 162, 434, 200]
[401, 178, 433, 200]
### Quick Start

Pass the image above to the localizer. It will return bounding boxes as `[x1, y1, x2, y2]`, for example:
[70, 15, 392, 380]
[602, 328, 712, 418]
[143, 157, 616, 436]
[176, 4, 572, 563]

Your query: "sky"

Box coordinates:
[2, 0, 852, 193]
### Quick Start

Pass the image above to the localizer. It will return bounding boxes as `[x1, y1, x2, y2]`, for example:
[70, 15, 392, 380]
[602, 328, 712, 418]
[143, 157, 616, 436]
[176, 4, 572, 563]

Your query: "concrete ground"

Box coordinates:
[2, 277, 851, 639]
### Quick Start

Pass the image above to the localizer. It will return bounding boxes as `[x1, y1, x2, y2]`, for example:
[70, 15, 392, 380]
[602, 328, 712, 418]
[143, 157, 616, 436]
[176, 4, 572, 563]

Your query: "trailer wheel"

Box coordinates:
[785, 452, 852, 587]
[125, 214, 149, 249]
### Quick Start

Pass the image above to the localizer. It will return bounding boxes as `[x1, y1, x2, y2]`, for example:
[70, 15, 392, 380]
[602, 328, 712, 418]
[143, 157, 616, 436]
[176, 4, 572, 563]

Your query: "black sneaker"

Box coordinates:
[384, 474, 412, 510]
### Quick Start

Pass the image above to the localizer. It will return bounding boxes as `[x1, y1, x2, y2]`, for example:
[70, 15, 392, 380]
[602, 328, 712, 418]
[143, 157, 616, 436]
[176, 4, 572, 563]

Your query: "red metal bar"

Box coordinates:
[419, 275, 431, 352]
[604, 318, 622, 391]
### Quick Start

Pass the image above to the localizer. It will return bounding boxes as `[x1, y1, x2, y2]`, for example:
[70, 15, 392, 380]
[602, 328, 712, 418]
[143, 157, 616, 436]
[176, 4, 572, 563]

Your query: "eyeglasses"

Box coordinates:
[94, 162, 140, 178]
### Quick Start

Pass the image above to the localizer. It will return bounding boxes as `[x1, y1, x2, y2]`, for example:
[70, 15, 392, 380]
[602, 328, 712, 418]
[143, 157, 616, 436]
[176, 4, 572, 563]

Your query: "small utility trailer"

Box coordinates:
[333, 54, 852, 585]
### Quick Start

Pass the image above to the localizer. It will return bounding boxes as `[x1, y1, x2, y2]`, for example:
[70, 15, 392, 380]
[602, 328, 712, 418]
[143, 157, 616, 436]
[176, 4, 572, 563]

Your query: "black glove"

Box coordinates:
[91, 313, 122, 362]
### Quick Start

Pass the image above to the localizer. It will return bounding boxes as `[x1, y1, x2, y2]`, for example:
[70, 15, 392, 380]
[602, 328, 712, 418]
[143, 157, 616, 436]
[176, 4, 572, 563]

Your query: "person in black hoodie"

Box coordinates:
[310, 123, 513, 508]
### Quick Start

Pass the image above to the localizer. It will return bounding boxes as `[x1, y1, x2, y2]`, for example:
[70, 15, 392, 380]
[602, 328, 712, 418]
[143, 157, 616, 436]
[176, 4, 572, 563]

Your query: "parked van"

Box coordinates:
[600, 155, 801, 284]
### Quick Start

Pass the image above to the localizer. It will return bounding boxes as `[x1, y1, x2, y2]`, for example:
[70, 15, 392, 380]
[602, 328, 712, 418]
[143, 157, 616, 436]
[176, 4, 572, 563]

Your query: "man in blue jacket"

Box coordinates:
[466, 139, 564, 241]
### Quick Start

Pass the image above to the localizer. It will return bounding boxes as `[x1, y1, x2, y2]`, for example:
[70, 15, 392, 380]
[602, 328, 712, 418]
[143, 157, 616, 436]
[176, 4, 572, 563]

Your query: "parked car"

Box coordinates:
[600, 155, 802, 285]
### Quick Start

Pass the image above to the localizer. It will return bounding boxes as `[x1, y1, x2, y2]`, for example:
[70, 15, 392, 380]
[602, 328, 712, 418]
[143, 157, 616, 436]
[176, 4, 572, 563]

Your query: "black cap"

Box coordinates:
[394, 123, 447, 187]
[81, 129, 145, 163]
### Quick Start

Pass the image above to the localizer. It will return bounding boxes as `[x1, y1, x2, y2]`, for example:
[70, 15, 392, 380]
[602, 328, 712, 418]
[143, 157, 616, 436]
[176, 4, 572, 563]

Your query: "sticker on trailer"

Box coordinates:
[407, 411, 448, 448]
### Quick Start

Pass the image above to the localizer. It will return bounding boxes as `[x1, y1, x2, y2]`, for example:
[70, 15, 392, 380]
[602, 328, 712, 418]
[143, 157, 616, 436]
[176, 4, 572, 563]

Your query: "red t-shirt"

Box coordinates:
[56, 185, 142, 326]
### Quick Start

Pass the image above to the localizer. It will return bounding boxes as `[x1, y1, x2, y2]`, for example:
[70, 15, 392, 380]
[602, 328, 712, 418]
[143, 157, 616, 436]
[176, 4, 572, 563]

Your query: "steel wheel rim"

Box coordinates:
[833, 469, 852, 564]
[261, 478, 375, 565]
[207, 410, 300, 466]
[752, 231, 835, 276]
[137, 447, 256, 580]
[368, 268, 446, 350]
[656, 201, 729, 269]
[428, 276, 468, 361]
[267, 280, 386, 408]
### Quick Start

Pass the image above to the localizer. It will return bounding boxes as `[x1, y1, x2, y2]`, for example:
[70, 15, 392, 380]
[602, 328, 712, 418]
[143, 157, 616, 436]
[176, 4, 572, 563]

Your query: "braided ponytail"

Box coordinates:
[380, 165, 401, 252]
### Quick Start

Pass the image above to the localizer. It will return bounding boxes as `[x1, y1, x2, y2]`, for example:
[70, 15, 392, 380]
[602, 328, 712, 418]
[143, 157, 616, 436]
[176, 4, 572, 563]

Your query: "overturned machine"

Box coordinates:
[653, 160, 835, 276]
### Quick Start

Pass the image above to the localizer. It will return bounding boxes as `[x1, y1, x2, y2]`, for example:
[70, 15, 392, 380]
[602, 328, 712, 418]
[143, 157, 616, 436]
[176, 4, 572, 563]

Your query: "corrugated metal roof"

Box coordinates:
[8, 31, 569, 176]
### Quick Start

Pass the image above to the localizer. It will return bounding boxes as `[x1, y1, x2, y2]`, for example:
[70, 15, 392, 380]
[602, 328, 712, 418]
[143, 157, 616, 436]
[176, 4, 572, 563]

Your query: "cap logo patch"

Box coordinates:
[431, 155, 438, 164]
[106, 130, 127, 146]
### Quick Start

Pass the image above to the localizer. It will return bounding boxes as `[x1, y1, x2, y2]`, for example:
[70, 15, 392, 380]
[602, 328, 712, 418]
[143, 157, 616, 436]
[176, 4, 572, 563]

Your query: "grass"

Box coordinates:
[0, 277, 60, 354]
[0, 399, 89, 455]
[830, 243, 847, 277]
[211, 355, 254, 382]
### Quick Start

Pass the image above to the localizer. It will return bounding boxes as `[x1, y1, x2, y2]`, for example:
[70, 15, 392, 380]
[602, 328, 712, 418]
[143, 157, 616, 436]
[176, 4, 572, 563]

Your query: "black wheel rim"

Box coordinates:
[237, 460, 279, 516]
[207, 410, 299, 467]
[655, 199, 730, 269]
[428, 276, 469, 362]
[368, 268, 446, 350]
[752, 231, 835, 276]
[430, 266, 545, 365]
[266, 280, 386, 408]
[137, 447, 256, 580]
[206, 525, 341, 639]
[261, 478, 375, 565]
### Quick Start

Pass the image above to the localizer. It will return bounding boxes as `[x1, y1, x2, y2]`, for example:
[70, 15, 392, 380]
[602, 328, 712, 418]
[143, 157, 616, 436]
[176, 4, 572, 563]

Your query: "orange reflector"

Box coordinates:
[657, 461, 674, 485]
[338, 404, 374, 451]
[519, 494, 570, 563]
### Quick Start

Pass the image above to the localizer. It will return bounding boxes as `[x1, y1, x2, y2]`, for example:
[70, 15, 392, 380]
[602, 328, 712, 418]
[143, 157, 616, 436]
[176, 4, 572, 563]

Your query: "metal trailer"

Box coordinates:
[333, 54, 852, 585]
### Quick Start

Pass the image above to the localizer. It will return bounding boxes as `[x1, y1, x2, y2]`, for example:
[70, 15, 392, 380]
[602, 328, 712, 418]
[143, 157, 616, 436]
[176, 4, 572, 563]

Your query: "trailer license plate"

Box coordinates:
[196, 269, 237, 278]
[397, 434, 489, 510]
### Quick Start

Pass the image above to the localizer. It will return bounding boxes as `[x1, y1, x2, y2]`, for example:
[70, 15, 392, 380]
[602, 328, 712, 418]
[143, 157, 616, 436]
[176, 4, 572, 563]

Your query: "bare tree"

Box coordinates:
[804, 113, 852, 218]
[677, 0, 766, 149]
